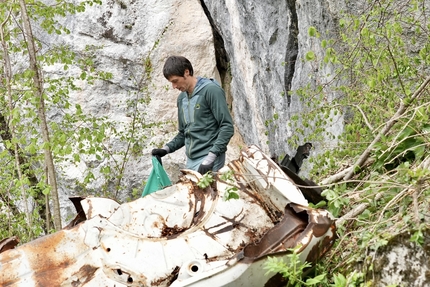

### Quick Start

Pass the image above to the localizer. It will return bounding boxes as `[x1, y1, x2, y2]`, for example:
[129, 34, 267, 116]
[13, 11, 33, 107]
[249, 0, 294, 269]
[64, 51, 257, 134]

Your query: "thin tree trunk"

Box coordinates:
[0, 185, 20, 218]
[1, 8, 33, 233]
[0, 114, 54, 232]
[19, 0, 62, 230]
[45, 166, 51, 232]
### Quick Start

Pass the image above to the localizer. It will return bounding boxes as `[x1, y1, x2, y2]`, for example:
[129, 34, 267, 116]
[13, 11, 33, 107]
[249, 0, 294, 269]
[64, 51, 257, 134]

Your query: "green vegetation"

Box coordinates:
[272, 0, 430, 285]
[198, 170, 239, 200]
[264, 246, 327, 286]
[219, 169, 239, 200]
[197, 172, 214, 189]
[0, 0, 107, 241]
[0, 0, 169, 241]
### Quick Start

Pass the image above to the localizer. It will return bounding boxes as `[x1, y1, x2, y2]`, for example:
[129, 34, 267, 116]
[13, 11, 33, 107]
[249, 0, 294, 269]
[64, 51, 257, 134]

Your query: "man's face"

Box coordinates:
[168, 69, 191, 93]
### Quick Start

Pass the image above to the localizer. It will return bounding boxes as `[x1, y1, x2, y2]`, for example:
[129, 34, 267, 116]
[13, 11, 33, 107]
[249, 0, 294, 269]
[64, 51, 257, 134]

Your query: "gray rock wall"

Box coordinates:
[37, 0, 346, 216]
[202, 0, 345, 161]
[365, 229, 430, 287]
[40, 0, 222, 217]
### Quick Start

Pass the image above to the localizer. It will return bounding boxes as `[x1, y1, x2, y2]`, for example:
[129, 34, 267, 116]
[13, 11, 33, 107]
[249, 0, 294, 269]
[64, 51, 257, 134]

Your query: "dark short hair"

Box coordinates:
[163, 56, 194, 79]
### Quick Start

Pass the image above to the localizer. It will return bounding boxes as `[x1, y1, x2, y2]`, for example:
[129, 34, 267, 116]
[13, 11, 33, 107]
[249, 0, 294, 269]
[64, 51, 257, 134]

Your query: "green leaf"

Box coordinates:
[225, 191, 239, 201]
[42, 187, 51, 195]
[309, 200, 326, 209]
[197, 173, 214, 189]
[308, 26, 317, 37]
[305, 273, 326, 285]
[411, 145, 425, 160]
[333, 273, 347, 286]
[306, 51, 315, 61]
[321, 39, 327, 48]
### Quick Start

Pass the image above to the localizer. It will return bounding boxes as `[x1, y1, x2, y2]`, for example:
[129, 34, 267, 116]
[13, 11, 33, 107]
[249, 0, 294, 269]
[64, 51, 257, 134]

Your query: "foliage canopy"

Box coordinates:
[0, 0, 167, 241]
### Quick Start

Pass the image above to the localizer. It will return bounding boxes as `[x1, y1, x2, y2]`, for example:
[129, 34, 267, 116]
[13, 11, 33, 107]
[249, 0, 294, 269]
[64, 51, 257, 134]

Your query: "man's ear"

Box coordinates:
[184, 69, 190, 77]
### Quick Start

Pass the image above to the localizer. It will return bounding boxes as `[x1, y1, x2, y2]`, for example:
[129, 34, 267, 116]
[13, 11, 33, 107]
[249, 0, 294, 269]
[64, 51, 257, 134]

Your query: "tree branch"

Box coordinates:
[336, 192, 383, 227]
[343, 75, 430, 180]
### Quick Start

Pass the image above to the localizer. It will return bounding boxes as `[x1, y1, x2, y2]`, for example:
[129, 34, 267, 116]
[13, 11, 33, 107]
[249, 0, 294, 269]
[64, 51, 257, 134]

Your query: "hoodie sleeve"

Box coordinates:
[206, 84, 234, 156]
[165, 94, 186, 152]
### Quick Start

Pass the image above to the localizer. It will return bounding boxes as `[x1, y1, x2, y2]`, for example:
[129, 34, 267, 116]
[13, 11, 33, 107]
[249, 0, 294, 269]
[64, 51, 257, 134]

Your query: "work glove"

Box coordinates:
[152, 147, 169, 164]
[198, 152, 216, 175]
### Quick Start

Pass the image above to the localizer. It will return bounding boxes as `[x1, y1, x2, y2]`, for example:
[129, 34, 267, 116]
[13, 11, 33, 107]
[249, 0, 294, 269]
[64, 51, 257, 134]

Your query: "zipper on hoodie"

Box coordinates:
[186, 93, 193, 158]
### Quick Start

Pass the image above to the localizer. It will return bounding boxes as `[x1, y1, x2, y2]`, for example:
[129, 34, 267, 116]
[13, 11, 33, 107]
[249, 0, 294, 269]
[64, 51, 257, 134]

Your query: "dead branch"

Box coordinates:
[336, 192, 383, 227]
[320, 167, 353, 185]
[343, 75, 430, 180]
[320, 158, 374, 186]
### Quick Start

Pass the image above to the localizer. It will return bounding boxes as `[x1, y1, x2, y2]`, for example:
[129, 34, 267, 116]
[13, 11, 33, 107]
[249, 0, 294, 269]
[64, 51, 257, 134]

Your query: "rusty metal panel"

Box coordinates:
[0, 236, 19, 254]
[0, 145, 336, 287]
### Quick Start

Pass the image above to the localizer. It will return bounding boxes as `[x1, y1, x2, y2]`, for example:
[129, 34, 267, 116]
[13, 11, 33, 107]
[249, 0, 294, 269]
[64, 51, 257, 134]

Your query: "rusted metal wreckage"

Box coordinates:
[0, 145, 336, 287]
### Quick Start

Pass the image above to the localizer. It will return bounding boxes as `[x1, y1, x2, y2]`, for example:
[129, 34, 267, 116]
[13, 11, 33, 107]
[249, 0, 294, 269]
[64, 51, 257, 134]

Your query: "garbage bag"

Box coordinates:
[142, 156, 172, 197]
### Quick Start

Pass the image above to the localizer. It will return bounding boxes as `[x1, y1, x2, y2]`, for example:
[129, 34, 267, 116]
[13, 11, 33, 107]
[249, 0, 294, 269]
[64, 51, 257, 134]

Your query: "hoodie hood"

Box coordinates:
[191, 77, 221, 97]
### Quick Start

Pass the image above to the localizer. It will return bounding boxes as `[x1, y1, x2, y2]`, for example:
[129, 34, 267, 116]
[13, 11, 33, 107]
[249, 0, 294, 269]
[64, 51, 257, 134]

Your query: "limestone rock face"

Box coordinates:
[202, 0, 344, 159]
[41, 0, 224, 216]
[38, 0, 345, 218]
[366, 229, 430, 287]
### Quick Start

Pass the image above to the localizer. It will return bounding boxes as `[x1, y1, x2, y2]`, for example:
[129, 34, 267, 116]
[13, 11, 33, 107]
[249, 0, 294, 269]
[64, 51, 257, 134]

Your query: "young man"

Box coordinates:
[152, 56, 234, 174]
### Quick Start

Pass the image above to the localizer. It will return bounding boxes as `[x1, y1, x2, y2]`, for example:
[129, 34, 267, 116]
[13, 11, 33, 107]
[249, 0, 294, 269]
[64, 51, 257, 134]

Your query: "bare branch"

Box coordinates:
[320, 167, 353, 185]
[343, 75, 430, 180]
[335, 192, 383, 227]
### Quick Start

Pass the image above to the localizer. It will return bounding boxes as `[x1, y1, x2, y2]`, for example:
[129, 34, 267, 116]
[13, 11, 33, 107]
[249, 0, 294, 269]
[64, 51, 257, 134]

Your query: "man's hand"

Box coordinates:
[152, 149, 168, 157]
[198, 152, 216, 174]
[198, 162, 215, 174]
[152, 148, 168, 164]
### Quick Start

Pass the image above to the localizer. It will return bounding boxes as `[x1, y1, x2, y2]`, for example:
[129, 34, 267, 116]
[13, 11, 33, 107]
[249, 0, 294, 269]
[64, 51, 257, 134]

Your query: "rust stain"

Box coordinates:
[246, 185, 284, 224]
[201, 226, 220, 243]
[101, 242, 112, 253]
[0, 145, 337, 287]
[242, 204, 307, 260]
[152, 220, 161, 229]
[306, 229, 337, 264]
[25, 231, 71, 286]
[0, 236, 19, 254]
[71, 265, 99, 286]
[227, 161, 284, 224]
[243, 147, 258, 159]
[309, 214, 334, 237]
[151, 266, 179, 286]
[161, 224, 188, 238]
[191, 183, 207, 227]
[0, 248, 24, 285]
[244, 227, 265, 245]
[0, 229, 88, 286]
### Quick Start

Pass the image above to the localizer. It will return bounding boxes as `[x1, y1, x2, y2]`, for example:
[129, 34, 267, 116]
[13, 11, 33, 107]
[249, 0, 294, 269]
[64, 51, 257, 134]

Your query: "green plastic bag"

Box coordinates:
[142, 156, 172, 197]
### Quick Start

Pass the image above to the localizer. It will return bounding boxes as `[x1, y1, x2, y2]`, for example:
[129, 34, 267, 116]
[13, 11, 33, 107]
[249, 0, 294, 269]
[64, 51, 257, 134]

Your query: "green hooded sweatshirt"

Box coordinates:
[166, 77, 234, 159]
